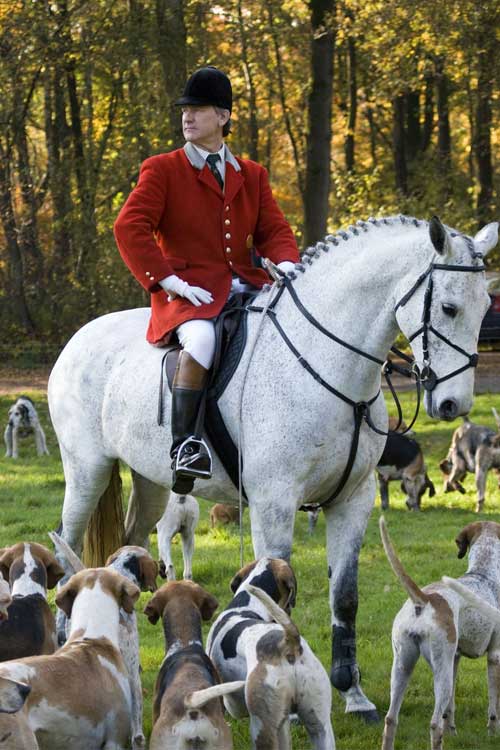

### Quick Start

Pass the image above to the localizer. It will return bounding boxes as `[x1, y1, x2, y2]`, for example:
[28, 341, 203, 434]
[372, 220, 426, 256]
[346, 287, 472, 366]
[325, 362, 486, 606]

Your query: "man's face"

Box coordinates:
[181, 106, 229, 148]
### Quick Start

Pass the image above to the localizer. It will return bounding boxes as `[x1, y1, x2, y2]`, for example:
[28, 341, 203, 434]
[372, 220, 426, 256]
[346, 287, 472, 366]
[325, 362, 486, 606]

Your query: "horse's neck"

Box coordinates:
[253, 230, 419, 400]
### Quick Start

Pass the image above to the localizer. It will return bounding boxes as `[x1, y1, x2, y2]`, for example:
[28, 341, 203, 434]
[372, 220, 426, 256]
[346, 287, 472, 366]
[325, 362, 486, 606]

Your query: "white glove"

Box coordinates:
[159, 275, 214, 307]
[277, 261, 296, 275]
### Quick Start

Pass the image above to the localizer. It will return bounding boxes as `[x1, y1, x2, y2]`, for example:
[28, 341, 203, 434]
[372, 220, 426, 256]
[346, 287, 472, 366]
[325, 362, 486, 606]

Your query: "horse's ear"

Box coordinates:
[429, 216, 452, 258]
[473, 222, 498, 256]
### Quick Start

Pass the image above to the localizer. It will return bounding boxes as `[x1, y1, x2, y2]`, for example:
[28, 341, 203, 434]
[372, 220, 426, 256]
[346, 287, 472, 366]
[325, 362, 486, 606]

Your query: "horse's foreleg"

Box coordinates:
[248, 487, 296, 560]
[125, 470, 170, 548]
[325, 474, 379, 722]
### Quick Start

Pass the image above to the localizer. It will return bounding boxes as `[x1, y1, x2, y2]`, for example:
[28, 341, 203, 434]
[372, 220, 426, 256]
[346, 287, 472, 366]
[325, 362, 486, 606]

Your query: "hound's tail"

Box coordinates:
[492, 407, 500, 431]
[379, 516, 428, 607]
[48, 531, 85, 574]
[246, 584, 301, 654]
[185, 680, 245, 709]
[441, 576, 500, 625]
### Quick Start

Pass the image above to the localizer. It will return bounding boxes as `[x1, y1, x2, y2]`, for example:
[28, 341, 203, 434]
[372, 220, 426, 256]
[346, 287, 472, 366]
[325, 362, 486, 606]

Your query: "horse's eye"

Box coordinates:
[442, 303, 457, 318]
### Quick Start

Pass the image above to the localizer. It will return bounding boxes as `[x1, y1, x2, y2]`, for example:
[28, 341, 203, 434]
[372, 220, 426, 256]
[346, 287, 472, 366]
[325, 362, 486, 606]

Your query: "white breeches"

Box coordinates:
[176, 319, 216, 370]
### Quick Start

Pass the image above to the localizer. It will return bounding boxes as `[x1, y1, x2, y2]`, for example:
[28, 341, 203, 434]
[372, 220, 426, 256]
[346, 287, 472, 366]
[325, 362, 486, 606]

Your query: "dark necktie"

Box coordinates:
[206, 153, 224, 191]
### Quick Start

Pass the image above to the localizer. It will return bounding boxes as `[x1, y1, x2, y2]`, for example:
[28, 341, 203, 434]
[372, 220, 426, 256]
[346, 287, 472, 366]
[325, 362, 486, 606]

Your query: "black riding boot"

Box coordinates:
[170, 350, 212, 494]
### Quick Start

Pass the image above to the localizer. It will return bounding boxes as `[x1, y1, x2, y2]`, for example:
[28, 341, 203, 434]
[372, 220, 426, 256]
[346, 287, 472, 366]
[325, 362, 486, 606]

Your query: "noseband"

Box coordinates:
[394, 259, 486, 393]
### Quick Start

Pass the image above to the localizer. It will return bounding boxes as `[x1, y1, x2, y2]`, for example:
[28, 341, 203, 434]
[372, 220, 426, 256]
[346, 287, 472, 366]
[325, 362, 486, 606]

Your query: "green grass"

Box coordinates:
[1, 389, 500, 749]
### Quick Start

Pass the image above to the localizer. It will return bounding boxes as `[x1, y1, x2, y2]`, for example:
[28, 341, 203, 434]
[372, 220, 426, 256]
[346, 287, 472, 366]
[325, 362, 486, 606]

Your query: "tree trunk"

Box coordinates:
[392, 95, 408, 195]
[44, 66, 74, 280]
[435, 56, 451, 172]
[405, 89, 420, 161]
[0, 146, 35, 333]
[66, 61, 98, 281]
[237, 0, 258, 161]
[267, 0, 305, 199]
[365, 105, 377, 167]
[421, 71, 434, 151]
[304, 0, 335, 247]
[344, 29, 357, 172]
[474, 34, 493, 228]
[128, 0, 152, 161]
[156, 0, 187, 148]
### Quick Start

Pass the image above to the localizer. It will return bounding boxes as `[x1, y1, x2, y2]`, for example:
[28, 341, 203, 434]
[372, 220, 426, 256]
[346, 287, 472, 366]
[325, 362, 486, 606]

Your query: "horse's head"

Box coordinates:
[396, 216, 498, 420]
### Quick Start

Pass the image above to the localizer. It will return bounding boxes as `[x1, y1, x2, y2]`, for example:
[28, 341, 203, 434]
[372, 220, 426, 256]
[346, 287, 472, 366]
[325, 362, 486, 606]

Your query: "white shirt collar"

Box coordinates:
[192, 143, 226, 182]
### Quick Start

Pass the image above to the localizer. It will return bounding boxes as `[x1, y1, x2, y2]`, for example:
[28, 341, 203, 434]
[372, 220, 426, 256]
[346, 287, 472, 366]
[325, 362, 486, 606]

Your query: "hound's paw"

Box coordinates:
[132, 733, 146, 749]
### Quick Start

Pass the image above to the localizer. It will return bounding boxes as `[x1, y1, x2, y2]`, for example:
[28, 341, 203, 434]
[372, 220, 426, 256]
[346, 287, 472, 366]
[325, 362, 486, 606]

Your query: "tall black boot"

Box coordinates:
[170, 350, 212, 494]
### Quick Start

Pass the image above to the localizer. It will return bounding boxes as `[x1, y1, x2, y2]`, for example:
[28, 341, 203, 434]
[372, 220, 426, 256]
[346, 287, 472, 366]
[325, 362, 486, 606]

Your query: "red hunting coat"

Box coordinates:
[114, 142, 299, 344]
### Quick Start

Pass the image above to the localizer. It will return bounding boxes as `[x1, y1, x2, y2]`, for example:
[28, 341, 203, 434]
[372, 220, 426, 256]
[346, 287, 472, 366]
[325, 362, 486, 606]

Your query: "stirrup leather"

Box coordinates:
[174, 436, 212, 479]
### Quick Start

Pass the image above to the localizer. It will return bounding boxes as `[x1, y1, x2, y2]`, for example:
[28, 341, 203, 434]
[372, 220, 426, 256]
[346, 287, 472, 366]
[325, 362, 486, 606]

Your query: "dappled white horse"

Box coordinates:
[48, 215, 497, 720]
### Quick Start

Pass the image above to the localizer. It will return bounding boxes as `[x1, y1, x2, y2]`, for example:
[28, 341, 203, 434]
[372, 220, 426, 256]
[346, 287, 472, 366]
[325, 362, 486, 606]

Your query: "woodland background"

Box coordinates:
[0, 0, 498, 362]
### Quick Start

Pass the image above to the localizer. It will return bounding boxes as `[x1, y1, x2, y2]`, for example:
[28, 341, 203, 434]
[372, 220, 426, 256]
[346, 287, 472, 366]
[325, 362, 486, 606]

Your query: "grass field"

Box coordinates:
[1, 388, 500, 749]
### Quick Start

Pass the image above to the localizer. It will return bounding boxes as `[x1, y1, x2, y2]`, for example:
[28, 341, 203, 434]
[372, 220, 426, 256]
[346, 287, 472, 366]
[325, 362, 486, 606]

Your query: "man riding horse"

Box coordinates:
[114, 66, 299, 494]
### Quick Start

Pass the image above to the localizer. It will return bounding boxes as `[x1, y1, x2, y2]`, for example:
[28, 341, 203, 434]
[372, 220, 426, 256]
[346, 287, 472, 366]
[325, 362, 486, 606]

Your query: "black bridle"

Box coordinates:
[394, 259, 486, 393]
[250, 254, 485, 510]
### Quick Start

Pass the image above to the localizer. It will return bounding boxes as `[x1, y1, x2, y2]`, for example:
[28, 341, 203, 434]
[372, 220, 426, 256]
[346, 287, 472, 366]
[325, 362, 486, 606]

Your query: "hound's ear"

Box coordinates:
[429, 216, 452, 258]
[426, 475, 436, 498]
[455, 529, 470, 559]
[46, 557, 66, 589]
[138, 556, 159, 593]
[282, 568, 298, 613]
[143, 591, 164, 624]
[55, 579, 78, 617]
[230, 561, 258, 593]
[199, 591, 219, 622]
[121, 580, 140, 614]
[473, 222, 498, 257]
[0, 549, 15, 582]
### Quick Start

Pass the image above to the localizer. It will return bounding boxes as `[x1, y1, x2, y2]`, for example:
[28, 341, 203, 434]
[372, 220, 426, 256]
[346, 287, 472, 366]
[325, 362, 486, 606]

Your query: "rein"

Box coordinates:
[249, 255, 485, 511]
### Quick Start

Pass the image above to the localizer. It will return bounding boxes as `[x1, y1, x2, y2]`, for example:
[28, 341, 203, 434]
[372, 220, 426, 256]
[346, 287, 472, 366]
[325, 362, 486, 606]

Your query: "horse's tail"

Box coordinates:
[82, 461, 125, 567]
[379, 516, 427, 607]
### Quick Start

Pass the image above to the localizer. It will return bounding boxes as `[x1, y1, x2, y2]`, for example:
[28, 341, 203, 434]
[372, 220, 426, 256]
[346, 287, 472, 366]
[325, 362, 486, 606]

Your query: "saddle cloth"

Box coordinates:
[159, 293, 256, 496]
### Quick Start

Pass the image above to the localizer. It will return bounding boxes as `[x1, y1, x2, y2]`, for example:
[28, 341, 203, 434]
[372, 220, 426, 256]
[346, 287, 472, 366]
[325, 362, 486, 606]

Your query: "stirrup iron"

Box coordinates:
[174, 436, 212, 479]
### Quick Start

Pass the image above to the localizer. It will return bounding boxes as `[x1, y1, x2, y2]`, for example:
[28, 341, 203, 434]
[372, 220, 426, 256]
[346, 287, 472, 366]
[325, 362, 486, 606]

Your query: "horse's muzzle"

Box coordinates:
[438, 398, 459, 421]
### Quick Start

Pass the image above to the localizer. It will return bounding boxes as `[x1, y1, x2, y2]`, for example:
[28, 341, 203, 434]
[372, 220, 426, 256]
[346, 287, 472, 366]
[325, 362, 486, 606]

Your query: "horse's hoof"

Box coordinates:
[352, 709, 380, 724]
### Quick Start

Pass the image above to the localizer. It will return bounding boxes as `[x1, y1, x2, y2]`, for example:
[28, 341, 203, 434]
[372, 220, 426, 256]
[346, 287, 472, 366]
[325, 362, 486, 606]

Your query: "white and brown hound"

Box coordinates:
[0, 675, 38, 749]
[156, 492, 200, 581]
[209, 504, 242, 528]
[49, 533, 157, 750]
[440, 410, 500, 512]
[144, 580, 244, 750]
[0, 567, 139, 750]
[380, 518, 500, 750]
[0, 543, 64, 661]
[0, 575, 11, 623]
[207, 558, 335, 750]
[377, 431, 435, 511]
[4, 397, 49, 459]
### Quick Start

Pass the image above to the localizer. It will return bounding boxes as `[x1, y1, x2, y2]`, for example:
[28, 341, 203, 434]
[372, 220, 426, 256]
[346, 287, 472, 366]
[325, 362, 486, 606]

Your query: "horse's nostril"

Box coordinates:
[439, 399, 458, 421]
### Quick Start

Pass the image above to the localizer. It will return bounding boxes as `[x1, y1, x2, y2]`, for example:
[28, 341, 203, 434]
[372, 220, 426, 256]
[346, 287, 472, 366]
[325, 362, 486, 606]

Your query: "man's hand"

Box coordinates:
[159, 275, 214, 307]
[277, 261, 296, 275]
